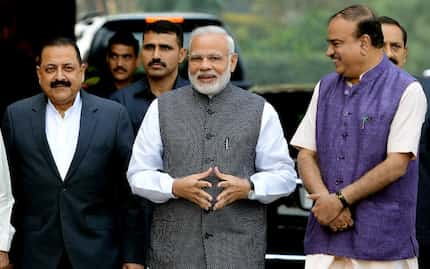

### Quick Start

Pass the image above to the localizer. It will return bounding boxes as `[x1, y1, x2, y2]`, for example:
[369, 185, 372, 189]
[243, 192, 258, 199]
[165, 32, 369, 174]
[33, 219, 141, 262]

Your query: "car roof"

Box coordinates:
[76, 12, 224, 60]
[100, 12, 220, 21]
[76, 12, 223, 37]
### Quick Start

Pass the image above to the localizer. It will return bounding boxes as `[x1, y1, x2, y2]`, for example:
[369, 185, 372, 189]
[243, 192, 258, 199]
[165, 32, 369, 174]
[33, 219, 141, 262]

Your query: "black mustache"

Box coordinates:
[50, 80, 71, 88]
[148, 59, 166, 67]
[113, 67, 127, 73]
[389, 57, 398, 65]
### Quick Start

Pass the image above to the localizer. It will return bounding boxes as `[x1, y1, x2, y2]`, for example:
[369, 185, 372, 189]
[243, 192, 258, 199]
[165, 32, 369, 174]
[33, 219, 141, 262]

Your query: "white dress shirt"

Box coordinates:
[128, 99, 298, 204]
[291, 81, 427, 158]
[0, 131, 14, 251]
[46, 93, 82, 180]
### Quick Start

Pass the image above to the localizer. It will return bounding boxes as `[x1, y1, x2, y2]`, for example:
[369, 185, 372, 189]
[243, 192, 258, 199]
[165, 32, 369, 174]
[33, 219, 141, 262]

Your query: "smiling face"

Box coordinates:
[37, 44, 86, 112]
[187, 33, 238, 96]
[325, 16, 365, 82]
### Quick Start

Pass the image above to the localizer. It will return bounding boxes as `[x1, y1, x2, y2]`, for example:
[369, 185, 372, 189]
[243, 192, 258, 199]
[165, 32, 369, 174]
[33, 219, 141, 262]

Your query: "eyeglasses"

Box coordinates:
[188, 53, 231, 65]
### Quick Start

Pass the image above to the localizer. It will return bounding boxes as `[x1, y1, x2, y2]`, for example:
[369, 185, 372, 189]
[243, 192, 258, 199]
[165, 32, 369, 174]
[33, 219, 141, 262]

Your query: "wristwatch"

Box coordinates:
[335, 190, 350, 208]
[247, 179, 255, 199]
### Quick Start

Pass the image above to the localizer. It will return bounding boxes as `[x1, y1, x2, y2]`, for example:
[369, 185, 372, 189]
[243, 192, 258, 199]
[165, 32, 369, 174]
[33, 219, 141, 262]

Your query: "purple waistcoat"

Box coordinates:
[305, 56, 419, 260]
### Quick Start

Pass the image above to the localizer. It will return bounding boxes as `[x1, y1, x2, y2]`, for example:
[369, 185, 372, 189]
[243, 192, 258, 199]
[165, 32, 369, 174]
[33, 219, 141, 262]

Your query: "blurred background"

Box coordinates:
[76, 0, 430, 85]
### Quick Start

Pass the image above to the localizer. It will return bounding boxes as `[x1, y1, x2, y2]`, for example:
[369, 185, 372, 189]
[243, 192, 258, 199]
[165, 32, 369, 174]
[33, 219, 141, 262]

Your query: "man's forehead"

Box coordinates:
[190, 34, 229, 51]
[42, 44, 74, 54]
[328, 17, 357, 34]
[143, 31, 178, 42]
[111, 43, 134, 49]
[381, 24, 404, 42]
[40, 46, 78, 63]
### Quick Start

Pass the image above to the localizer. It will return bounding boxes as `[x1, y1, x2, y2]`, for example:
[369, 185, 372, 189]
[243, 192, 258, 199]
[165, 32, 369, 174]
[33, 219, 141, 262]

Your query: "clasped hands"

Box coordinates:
[172, 167, 251, 210]
[308, 193, 354, 232]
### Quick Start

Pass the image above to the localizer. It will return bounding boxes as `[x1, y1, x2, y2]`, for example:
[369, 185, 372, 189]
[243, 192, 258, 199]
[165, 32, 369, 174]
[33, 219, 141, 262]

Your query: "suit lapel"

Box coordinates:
[65, 91, 98, 181]
[30, 94, 63, 180]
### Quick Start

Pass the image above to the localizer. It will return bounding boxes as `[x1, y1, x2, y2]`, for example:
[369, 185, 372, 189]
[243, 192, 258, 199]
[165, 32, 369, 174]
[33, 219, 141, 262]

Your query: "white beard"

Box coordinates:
[189, 64, 231, 97]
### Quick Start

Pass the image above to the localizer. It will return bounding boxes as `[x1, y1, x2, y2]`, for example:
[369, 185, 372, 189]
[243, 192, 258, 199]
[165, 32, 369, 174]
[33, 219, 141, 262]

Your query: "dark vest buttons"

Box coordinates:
[204, 232, 213, 239]
[335, 178, 344, 185]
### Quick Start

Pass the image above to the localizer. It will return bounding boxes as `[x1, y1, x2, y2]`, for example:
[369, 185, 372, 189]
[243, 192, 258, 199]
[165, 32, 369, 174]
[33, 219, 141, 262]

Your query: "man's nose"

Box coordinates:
[55, 68, 66, 79]
[384, 44, 393, 57]
[153, 47, 161, 58]
[117, 57, 125, 66]
[199, 57, 212, 70]
[325, 45, 334, 58]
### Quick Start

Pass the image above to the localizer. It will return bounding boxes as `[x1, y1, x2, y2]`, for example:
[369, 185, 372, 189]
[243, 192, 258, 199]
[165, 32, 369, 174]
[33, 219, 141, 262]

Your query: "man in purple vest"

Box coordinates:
[291, 5, 427, 268]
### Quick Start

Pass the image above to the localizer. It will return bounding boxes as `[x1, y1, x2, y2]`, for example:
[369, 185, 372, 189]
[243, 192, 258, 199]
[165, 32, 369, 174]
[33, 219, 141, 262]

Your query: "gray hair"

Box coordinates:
[189, 25, 235, 54]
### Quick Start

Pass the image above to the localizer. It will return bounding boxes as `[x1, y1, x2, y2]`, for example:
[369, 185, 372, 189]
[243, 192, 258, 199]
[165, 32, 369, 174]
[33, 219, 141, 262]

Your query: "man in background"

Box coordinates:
[109, 20, 188, 263]
[87, 31, 140, 98]
[110, 20, 188, 134]
[378, 15, 430, 268]
[377, 16, 408, 67]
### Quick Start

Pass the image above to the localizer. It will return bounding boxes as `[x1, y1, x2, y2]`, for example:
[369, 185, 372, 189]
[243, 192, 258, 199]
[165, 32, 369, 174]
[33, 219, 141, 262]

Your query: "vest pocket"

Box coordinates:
[358, 115, 389, 136]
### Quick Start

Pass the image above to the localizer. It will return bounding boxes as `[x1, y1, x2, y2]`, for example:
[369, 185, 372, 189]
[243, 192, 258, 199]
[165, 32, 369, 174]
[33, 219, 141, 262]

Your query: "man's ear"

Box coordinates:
[80, 63, 87, 82]
[404, 47, 408, 62]
[178, 48, 187, 63]
[359, 34, 371, 55]
[230, 53, 238, 73]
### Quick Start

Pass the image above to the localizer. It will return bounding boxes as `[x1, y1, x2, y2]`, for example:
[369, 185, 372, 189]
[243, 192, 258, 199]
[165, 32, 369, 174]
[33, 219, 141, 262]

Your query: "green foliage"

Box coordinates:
[223, 1, 430, 83]
[86, 0, 430, 84]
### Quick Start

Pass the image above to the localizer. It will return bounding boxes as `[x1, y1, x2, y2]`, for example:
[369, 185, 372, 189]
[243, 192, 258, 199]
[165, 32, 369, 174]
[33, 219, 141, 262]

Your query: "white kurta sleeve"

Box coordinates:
[387, 81, 427, 158]
[249, 102, 298, 204]
[290, 82, 320, 152]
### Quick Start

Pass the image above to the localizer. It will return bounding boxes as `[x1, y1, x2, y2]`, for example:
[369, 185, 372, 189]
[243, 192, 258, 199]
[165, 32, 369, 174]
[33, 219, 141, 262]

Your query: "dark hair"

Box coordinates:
[377, 16, 408, 46]
[107, 31, 139, 56]
[143, 20, 184, 48]
[37, 36, 82, 65]
[330, 5, 384, 48]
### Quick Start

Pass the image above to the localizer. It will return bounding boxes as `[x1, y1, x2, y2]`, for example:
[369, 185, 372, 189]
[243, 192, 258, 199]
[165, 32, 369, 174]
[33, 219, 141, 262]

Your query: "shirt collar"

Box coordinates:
[47, 91, 82, 118]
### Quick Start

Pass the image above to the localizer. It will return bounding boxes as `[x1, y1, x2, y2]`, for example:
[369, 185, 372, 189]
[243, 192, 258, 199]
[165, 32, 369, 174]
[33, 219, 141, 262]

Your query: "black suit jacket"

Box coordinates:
[2, 90, 145, 268]
[417, 77, 430, 246]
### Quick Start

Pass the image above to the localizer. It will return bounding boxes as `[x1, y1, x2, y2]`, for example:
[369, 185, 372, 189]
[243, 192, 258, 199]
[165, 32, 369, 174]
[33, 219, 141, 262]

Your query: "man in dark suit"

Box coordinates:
[417, 76, 430, 269]
[2, 37, 145, 269]
[378, 16, 430, 268]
